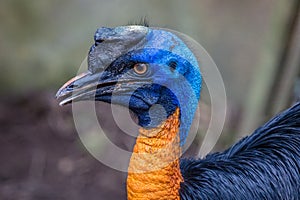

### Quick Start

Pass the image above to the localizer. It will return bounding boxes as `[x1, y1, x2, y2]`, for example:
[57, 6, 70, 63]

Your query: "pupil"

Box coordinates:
[137, 65, 144, 71]
[136, 64, 146, 73]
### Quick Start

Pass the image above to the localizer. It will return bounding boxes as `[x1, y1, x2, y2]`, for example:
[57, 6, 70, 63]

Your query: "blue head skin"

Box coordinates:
[56, 26, 202, 146]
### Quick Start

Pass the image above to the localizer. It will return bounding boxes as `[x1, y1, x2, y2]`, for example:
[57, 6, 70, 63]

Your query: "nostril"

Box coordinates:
[66, 83, 76, 92]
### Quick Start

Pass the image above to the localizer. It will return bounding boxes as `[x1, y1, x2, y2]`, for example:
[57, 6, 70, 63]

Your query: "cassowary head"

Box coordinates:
[56, 25, 202, 145]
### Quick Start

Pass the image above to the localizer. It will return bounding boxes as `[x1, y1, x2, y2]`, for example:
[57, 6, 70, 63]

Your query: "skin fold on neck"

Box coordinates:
[127, 108, 183, 200]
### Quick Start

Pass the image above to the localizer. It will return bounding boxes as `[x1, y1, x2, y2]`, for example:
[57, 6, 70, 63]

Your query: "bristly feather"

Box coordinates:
[180, 102, 300, 200]
[127, 17, 150, 27]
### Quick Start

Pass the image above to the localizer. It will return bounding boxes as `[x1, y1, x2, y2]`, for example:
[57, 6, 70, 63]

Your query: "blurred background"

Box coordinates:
[0, 0, 299, 199]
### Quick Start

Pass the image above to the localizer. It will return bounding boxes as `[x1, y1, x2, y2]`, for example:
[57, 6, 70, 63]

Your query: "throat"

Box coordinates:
[127, 108, 183, 200]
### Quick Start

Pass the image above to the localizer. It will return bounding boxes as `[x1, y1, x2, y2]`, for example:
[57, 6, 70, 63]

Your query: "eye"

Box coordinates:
[133, 63, 148, 75]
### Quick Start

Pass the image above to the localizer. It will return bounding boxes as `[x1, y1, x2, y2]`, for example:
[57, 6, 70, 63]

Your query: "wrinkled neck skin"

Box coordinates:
[127, 108, 183, 200]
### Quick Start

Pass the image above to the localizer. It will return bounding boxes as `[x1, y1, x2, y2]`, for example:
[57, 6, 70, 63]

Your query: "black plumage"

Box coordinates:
[180, 102, 300, 200]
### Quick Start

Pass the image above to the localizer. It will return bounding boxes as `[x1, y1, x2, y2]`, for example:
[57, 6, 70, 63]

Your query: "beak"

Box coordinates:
[56, 71, 116, 106]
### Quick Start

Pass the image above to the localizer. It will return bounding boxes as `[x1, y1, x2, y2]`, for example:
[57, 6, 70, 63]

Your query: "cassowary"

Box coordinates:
[56, 24, 300, 200]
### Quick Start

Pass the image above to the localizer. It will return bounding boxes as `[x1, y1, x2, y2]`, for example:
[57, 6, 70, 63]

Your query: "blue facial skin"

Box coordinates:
[97, 28, 202, 146]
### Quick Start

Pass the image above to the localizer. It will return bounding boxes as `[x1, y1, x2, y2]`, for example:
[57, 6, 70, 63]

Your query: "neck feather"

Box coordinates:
[127, 108, 183, 200]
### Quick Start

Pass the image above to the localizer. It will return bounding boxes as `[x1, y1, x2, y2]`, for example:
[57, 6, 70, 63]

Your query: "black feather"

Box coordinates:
[127, 17, 150, 27]
[180, 102, 300, 200]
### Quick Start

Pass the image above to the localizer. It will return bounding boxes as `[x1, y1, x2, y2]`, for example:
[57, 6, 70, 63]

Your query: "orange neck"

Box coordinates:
[127, 108, 183, 200]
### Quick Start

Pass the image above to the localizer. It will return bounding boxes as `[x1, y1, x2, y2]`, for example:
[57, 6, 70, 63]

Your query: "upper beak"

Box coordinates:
[56, 69, 152, 106]
[56, 70, 115, 106]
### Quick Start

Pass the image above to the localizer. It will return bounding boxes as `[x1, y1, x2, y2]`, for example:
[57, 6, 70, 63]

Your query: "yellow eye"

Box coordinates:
[133, 63, 148, 75]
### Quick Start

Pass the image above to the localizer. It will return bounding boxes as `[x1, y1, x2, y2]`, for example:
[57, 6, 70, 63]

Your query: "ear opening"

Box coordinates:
[168, 60, 178, 72]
